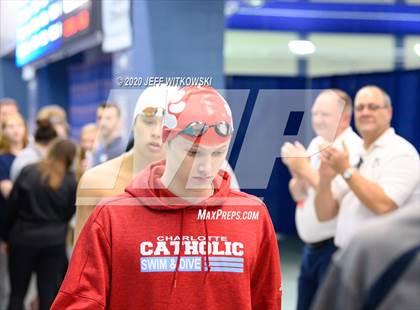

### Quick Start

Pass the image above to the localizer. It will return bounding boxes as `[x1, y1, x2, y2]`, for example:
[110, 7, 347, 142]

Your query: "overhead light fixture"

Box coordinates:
[288, 40, 316, 56]
[224, 1, 240, 16]
[414, 43, 420, 57]
[247, 0, 265, 7]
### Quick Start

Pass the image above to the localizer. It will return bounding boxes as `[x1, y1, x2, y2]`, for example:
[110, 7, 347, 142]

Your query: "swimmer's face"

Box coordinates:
[133, 112, 165, 160]
[165, 135, 230, 191]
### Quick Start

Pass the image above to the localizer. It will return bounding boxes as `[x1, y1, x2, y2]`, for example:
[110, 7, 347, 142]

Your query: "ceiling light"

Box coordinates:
[288, 40, 316, 56]
[247, 0, 265, 7]
[224, 1, 240, 16]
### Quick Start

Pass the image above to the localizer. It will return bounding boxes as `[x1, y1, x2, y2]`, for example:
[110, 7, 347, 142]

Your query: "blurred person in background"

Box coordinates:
[0, 114, 29, 229]
[315, 85, 419, 249]
[312, 202, 420, 310]
[0, 114, 29, 200]
[92, 102, 124, 167]
[4, 139, 77, 310]
[35, 105, 68, 139]
[0, 99, 19, 126]
[7, 118, 58, 310]
[281, 89, 361, 310]
[10, 119, 58, 182]
[0, 113, 28, 310]
[79, 123, 97, 153]
[66, 123, 98, 248]
[73, 86, 175, 241]
[75, 123, 97, 181]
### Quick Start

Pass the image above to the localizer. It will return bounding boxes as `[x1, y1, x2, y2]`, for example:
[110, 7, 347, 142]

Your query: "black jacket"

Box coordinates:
[5, 163, 77, 246]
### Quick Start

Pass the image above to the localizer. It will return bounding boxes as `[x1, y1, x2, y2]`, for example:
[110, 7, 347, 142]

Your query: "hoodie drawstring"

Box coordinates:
[203, 208, 211, 284]
[171, 206, 212, 291]
[172, 209, 185, 289]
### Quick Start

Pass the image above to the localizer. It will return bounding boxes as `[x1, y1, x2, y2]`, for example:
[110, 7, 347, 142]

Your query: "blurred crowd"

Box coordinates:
[0, 98, 128, 310]
[281, 86, 419, 310]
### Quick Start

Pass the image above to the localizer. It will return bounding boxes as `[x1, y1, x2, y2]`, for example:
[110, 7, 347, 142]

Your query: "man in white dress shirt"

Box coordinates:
[281, 89, 362, 310]
[315, 85, 419, 249]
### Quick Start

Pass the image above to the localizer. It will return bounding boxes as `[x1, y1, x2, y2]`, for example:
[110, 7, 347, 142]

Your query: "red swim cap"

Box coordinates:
[162, 86, 233, 146]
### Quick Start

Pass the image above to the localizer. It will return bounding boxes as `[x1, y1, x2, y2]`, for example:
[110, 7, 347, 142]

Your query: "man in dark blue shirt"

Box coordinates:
[92, 103, 125, 166]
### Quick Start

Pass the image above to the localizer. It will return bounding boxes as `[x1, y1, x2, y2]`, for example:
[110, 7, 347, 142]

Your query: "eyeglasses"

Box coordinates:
[180, 121, 233, 138]
[140, 107, 165, 119]
[355, 103, 388, 112]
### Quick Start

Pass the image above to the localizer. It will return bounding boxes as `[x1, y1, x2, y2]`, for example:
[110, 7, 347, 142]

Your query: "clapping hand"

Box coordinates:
[319, 141, 351, 175]
[281, 141, 310, 175]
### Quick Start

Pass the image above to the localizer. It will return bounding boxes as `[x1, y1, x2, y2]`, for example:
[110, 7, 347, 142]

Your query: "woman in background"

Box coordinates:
[5, 139, 77, 310]
[0, 113, 28, 310]
[0, 113, 28, 239]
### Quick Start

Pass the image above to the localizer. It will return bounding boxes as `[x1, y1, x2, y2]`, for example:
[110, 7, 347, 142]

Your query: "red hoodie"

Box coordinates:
[52, 161, 281, 309]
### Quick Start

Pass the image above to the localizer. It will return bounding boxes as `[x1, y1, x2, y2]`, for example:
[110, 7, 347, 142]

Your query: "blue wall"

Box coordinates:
[0, 58, 28, 118]
[114, 0, 225, 88]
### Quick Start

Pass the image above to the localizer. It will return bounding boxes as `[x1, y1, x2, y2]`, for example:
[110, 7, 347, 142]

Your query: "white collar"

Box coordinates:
[363, 127, 395, 153]
[372, 127, 395, 147]
[316, 127, 355, 146]
[335, 127, 354, 144]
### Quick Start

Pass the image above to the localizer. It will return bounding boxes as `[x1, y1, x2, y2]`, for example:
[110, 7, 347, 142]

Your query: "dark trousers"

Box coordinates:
[297, 240, 337, 310]
[7, 244, 66, 310]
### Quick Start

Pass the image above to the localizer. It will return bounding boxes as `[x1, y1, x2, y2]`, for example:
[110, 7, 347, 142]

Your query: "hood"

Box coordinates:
[125, 160, 232, 210]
